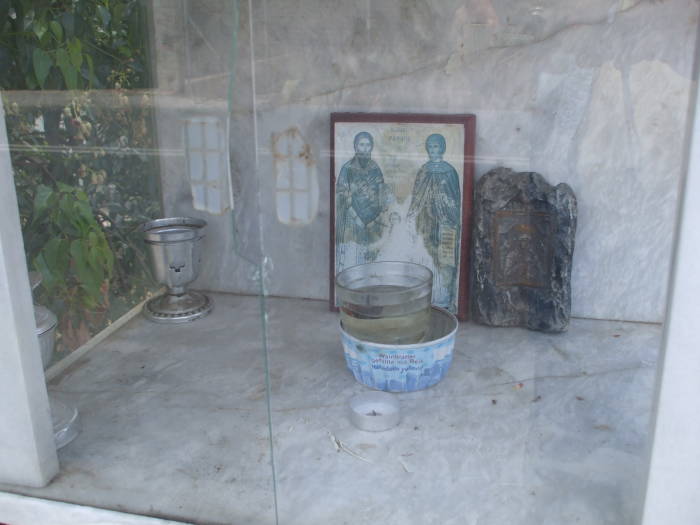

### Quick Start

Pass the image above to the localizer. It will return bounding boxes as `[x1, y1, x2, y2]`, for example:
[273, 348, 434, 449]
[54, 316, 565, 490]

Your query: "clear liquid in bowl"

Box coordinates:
[340, 284, 431, 344]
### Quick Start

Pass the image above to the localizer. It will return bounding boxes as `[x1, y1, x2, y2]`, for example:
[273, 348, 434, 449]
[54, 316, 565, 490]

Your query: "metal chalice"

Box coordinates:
[142, 217, 213, 323]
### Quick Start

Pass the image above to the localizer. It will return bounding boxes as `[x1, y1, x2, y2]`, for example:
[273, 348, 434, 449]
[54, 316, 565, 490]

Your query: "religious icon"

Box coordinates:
[335, 131, 394, 269]
[408, 133, 461, 308]
[330, 113, 476, 319]
[493, 211, 553, 288]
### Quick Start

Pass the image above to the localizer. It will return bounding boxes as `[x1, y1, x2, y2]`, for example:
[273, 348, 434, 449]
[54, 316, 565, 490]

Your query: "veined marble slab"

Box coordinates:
[0, 294, 660, 524]
[155, 0, 697, 323]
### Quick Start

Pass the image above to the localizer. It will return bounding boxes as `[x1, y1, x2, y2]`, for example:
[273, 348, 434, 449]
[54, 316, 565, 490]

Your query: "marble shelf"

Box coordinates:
[0, 293, 661, 525]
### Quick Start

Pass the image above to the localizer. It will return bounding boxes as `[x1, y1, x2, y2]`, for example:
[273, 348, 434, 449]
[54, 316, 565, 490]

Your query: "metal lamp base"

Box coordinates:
[143, 291, 213, 324]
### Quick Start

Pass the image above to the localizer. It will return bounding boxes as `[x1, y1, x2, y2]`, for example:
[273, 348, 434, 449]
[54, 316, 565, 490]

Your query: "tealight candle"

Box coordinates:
[348, 392, 400, 432]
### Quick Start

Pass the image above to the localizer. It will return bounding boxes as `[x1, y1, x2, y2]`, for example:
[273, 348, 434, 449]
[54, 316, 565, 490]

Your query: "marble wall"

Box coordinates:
[156, 0, 699, 323]
[152, 0, 263, 292]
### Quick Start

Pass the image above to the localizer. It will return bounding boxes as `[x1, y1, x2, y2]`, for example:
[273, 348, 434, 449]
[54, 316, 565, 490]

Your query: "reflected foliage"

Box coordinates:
[0, 0, 148, 90]
[1, 0, 160, 352]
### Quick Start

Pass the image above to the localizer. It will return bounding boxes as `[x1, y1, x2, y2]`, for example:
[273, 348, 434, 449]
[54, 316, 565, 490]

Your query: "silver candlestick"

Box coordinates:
[141, 217, 213, 323]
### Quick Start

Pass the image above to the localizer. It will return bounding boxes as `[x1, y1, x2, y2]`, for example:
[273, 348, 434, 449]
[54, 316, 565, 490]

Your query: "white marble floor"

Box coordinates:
[0, 293, 661, 525]
[0, 492, 187, 525]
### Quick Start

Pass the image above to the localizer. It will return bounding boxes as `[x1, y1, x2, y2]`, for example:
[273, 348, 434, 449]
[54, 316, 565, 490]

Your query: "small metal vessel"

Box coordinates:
[29, 271, 80, 449]
[142, 217, 213, 323]
[30, 271, 58, 368]
[35, 304, 57, 368]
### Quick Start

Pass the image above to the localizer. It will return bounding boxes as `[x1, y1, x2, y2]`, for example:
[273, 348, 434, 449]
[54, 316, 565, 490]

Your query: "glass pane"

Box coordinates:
[2, 6, 161, 358]
[0, 1, 276, 523]
[249, 1, 699, 524]
[1, 0, 698, 523]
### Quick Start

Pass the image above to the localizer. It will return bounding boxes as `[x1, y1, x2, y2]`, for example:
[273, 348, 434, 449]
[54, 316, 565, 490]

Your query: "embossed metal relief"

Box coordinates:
[492, 211, 553, 288]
